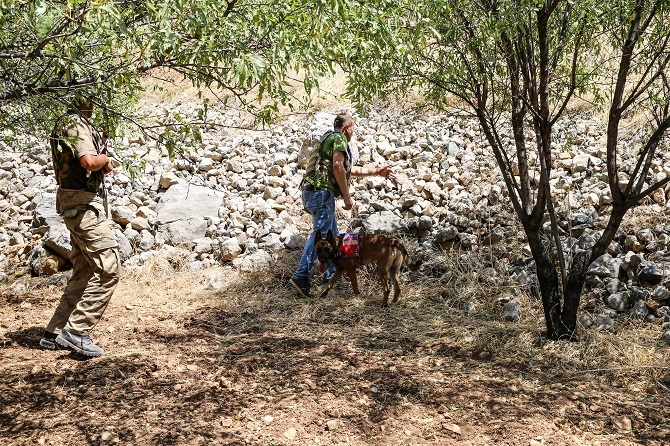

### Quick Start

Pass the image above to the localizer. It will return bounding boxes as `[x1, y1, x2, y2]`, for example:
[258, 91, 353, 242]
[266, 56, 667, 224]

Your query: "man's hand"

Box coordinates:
[377, 165, 396, 180]
[343, 195, 353, 210]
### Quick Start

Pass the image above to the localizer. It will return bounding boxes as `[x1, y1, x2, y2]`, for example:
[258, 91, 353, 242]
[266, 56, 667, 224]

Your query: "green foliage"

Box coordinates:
[336, 0, 670, 339]
[339, 0, 608, 114]
[0, 0, 349, 152]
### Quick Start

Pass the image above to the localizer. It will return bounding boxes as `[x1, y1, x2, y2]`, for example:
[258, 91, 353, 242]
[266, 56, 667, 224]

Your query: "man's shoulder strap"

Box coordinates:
[319, 129, 344, 145]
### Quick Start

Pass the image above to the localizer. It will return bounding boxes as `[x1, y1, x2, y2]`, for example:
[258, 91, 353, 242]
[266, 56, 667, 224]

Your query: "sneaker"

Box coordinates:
[39, 331, 59, 350]
[290, 277, 311, 298]
[56, 329, 104, 357]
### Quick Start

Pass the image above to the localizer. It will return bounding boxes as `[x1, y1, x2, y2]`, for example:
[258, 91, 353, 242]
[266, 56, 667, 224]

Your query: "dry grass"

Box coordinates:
[618, 204, 670, 234]
[115, 244, 670, 385]
[2, 244, 669, 445]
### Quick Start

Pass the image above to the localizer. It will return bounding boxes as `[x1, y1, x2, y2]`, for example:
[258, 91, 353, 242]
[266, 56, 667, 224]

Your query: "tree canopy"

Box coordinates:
[0, 0, 345, 153]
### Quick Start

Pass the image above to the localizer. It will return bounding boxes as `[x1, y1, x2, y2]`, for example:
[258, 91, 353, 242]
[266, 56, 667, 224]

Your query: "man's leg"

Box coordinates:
[55, 206, 120, 356]
[63, 237, 120, 334]
[291, 190, 335, 296]
[42, 235, 92, 349]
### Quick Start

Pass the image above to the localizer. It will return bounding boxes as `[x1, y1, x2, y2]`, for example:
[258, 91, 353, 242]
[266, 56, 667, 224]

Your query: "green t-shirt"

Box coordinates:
[304, 131, 351, 195]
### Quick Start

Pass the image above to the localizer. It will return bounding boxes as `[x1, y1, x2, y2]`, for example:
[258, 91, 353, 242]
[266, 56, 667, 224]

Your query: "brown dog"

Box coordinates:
[315, 229, 418, 306]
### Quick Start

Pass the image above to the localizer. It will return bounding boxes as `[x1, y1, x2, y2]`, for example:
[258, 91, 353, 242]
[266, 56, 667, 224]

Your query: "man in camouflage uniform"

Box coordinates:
[40, 99, 120, 357]
[290, 112, 396, 298]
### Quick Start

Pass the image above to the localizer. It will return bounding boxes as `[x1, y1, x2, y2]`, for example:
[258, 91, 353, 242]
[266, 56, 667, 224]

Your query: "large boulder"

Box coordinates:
[233, 250, 273, 272]
[155, 184, 224, 247]
[362, 211, 408, 234]
[32, 193, 71, 259]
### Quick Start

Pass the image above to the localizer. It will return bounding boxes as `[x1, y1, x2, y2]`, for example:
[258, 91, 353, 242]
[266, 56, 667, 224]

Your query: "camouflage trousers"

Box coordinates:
[46, 203, 120, 336]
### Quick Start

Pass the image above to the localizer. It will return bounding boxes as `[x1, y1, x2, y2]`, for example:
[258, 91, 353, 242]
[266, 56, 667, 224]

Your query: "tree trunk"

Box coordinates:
[561, 250, 591, 340]
[529, 231, 595, 340]
[526, 230, 562, 339]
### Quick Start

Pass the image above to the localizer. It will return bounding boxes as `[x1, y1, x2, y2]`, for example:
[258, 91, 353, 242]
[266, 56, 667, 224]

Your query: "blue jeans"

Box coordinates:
[292, 189, 338, 281]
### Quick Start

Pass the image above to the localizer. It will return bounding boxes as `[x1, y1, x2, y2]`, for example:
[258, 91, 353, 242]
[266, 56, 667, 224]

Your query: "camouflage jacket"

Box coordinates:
[51, 112, 105, 214]
[51, 112, 103, 194]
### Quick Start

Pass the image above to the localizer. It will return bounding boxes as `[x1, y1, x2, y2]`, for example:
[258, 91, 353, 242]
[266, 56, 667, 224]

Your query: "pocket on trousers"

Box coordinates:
[86, 238, 119, 252]
[302, 191, 319, 215]
[64, 207, 99, 233]
[87, 241, 120, 278]
[303, 190, 329, 215]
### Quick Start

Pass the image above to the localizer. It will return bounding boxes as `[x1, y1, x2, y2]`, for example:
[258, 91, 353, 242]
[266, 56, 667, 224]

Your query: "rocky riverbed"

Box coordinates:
[1, 106, 670, 341]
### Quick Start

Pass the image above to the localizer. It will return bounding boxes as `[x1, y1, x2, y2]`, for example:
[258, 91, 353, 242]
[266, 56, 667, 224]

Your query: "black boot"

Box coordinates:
[39, 331, 59, 350]
[290, 277, 311, 298]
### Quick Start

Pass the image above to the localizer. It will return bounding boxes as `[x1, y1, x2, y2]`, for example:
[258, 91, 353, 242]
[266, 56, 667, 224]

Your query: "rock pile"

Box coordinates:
[1, 107, 670, 341]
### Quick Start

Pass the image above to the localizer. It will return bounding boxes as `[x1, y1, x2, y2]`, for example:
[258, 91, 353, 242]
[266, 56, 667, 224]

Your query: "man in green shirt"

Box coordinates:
[290, 112, 396, 297]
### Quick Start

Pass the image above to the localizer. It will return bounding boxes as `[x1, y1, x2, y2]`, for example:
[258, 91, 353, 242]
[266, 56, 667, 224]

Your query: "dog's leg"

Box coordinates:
[377, 264, 391, 306]
[320, 267, 345, 298]
[391, 254, 402, 303]
[345, 268, 360, 295]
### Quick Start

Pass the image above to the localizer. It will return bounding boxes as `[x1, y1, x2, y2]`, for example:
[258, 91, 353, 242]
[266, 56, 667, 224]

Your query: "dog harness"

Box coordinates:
[337, 234, 360, 258]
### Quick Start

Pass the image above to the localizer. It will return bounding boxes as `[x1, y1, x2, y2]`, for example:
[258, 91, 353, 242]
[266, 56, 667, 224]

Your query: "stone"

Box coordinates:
[111, 205, 133, 225]
[459, 300, 476, 314]
[193, 237, 213, 255]
[159, 172, 180, 189]
[138, 230, 155, 252]
[655, 306, 670, 320]
[130, 217, 151, 231]
[9, 232, 24, 246]
[638, 265, 663, 285]
[503, 301, 520, 322]
[48, 273, 70, 285]
[232, 250, 272, 272]
[100, 431, 116, 442]
[605, 278, 621, 295]
[30, 246, 68, 275]
[206, 277, 226, 291]
[31, 193, 71, 259]
[631, 299, 650, 320]
[595, 314, 614, 328]
[625, 235, 646, 252]
[571, 153, 594, 173]
[630, 286, 650, 302]
[587, 259, 612, 278]
[155, 183, 225, 247]
[284, 428, 298, 440]
[652, 285, 670, 301]
[611, 416, 632, 432]
[443, 422, 461, 435]
[606, 293, 629, 311]
[219, 238, 242, 261]
[578, 315, 593, 329]
[326, 419, 340, 431]
[362, 211, 408, 234]
[434, 225, 459, 243]
[8, 280, 28, 294]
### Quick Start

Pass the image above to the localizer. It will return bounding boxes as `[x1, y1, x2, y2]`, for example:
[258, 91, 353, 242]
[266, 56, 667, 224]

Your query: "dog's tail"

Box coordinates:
[392, 239, 422, 272]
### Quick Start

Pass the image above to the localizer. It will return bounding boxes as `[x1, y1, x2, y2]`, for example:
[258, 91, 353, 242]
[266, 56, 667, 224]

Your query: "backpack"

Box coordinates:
[303, 130, 340, 184]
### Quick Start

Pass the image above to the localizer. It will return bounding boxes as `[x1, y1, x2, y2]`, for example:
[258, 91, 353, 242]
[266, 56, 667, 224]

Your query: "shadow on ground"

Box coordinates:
[1, 264, 669, 445]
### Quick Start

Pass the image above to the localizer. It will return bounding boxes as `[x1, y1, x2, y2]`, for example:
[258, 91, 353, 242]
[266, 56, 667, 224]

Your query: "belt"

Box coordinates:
[303, 183, 315, 191]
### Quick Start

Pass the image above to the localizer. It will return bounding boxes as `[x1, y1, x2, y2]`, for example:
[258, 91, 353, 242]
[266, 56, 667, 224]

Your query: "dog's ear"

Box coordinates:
[326, 229, 335, 244]
[316, 229, 322, 240]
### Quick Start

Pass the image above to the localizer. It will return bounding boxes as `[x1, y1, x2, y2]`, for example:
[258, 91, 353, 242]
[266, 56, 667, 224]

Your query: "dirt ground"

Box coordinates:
[1, 256, 669, 446]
